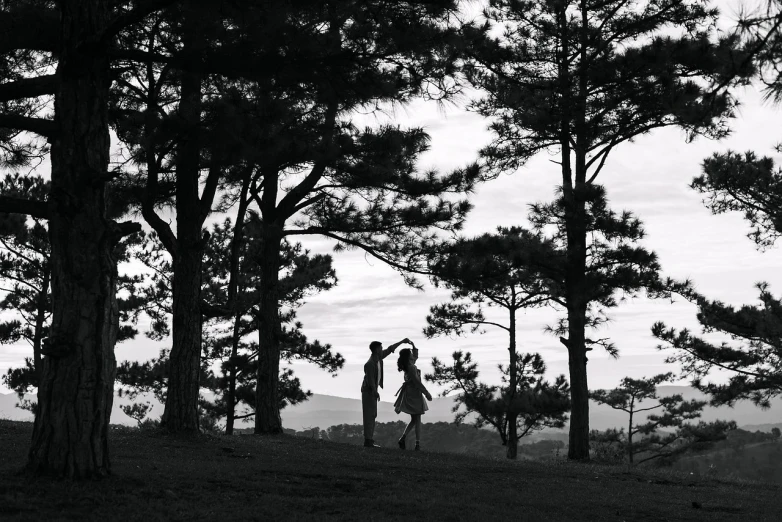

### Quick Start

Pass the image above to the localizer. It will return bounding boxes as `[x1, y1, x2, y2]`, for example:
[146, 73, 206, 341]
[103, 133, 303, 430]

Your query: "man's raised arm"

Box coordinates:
[382, 338, 410, 359]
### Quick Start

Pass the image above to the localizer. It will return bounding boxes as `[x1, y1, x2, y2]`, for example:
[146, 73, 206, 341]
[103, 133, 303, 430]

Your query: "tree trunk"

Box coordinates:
[161, 1, 204, 433]
[27, 0, 118, 478]
[628, 406, 634, 464]
[162, 247, 203, 432]
[225, 313, 241, 435]
[506, 299, 518, 460]
[255, 226, 283, 434]
[564, 184, 590, 461]
[506, 413, 519, 460]
[566, 308, 589, 460]
[564, 219, 590, 460]
[566, 0, 593, 463]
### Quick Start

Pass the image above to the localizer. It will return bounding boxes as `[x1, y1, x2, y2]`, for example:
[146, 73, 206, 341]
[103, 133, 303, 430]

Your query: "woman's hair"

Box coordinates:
[397, 348, 412, 372]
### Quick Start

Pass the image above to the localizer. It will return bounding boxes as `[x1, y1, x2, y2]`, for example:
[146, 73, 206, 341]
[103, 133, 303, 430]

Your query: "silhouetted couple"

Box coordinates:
[361, 338, 432, 449]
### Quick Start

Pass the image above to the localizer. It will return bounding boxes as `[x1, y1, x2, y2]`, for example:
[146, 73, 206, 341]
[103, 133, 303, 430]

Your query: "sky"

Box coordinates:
[3, 0, 782, 404]
[274, 84, 782, 401]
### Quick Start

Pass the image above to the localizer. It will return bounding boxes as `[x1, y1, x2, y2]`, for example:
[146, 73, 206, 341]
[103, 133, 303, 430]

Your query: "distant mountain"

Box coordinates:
[739, 423, 782, 433]
[278, 393, 463, 431]
[2, 385, 781, 432]
[278, 386, 782, 432]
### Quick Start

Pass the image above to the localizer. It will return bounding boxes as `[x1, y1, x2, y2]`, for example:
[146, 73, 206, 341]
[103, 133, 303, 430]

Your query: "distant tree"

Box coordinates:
[428, 350, 570, 460]
[590, 374, 736, 464]
[423, 227, 569, 459]
[772, 427, 781, 439]
[120, 402, 153, 427]
[465, 0, 752, 460]
[0, 175, 50, 413]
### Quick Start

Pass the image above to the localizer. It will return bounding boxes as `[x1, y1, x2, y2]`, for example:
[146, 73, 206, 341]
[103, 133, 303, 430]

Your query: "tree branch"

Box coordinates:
[0, 75, 57, 103]
[199, 159, 222, 222]
[0, 114, 56, 139]
[276, 100, 339, 219]
[0, 195, 49, 219]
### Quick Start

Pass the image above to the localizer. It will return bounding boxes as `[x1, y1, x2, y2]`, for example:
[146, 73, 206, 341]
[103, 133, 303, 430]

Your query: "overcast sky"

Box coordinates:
[273, 82, 782, 401]
[3, 0, 782, 404]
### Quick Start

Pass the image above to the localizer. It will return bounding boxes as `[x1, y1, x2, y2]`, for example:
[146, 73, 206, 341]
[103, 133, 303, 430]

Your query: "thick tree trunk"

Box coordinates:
[162, 247, 203, 432]
[161, 1, 204, 433]
[27, 0, 118, 478]
[255, 227, 283, 434]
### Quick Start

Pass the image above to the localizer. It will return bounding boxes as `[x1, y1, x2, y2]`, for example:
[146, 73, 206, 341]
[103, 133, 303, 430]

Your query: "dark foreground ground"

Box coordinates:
[1, 420, 781, 521]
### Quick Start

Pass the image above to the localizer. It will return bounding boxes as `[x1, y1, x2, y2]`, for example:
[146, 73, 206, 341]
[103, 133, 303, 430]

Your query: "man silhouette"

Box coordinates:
[361, 338, 410, 448]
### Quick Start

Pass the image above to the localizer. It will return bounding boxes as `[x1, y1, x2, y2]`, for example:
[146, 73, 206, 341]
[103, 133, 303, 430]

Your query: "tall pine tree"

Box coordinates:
[0, 0, 171, 477]
[464, 0, 749, 459]
[205, 1, 480, 434]
[108, 0, 480, 433]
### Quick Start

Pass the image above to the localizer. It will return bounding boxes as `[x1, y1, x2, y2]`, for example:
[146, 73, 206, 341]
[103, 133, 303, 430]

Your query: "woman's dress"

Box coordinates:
[393, 364, 429, 415]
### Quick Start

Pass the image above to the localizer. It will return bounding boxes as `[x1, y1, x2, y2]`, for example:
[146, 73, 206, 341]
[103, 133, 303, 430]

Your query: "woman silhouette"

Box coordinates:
[393, 342, 433, 450]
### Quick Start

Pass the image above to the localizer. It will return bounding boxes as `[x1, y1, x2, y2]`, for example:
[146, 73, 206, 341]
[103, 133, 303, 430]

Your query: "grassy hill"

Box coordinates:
[1, 420, 781, 521]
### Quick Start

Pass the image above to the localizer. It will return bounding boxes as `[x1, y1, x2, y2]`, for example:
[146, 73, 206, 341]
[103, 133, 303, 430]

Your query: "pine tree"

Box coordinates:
[115, 218, 343, 433]
[0, 177, 149, 418]
[0, 0, 169, 477]
[0, 174, 50, 413]
[590, 374, 736, 464]
[107, 0, 480, 433]
[423, 227, 569, 459]
[428, 351, 571, 459]
[652, 2, 782, 408]
[652, 285, 782, 408]
[203, 1, 479, 435]
[464, 0, 749, 459]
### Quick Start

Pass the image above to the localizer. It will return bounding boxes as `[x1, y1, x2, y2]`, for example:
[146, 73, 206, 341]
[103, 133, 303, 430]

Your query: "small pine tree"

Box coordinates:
[590, 374, 736, 464]
[423, 227, 569, 459]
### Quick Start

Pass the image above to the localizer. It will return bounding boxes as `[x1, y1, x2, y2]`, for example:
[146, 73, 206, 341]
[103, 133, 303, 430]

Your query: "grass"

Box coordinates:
[1, 419, 781, 521]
